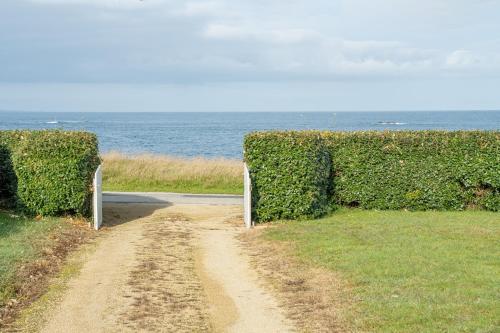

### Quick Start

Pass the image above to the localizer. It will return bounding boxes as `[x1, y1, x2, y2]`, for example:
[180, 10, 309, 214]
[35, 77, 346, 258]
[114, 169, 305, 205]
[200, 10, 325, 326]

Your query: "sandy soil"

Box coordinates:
[35, 203, 294, 333]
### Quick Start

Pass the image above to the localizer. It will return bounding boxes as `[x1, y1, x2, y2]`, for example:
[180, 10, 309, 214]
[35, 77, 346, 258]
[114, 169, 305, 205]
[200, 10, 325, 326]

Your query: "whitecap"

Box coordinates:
[377, 121, 407, 125]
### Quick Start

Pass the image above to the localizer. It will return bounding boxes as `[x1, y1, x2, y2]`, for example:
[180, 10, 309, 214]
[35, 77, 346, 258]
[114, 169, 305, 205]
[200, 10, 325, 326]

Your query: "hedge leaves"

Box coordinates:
[245, 132, 331, 222]
[245, 130, 500, 222]
[0, 130, 100, 217]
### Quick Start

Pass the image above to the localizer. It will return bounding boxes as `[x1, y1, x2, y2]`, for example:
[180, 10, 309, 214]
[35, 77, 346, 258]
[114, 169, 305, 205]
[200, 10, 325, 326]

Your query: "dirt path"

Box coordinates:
[34, 203, 294, 333]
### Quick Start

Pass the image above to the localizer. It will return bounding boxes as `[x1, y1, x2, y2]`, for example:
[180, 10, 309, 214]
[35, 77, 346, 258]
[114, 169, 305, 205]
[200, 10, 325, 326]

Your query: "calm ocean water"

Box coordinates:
[0, 111, 498, 158]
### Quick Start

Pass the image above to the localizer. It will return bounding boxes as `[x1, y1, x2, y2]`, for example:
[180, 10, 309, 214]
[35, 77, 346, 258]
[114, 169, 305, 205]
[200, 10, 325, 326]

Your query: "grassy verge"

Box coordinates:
[13, 237, 99, 332]
[262, 209, 500, 332]
[102, 152, 243, 194]
[1, 212, 63, 305]
[0, 211, 92, 328]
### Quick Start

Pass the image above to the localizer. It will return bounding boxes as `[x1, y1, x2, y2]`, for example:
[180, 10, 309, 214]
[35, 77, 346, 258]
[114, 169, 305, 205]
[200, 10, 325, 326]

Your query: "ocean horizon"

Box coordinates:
[1, 111, 499, 158]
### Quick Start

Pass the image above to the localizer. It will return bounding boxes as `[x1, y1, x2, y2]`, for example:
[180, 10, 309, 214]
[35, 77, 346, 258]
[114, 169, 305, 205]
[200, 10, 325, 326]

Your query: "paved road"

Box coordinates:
[103, 191, 243, 206]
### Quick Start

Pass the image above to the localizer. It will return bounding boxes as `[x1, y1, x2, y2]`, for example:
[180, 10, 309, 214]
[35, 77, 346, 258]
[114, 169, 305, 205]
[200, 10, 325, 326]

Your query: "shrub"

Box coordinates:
[244, 131, 331, 222]
[0, 144, 17, 207]
[0, 130, 100, 216]
[244, 130, 499, 222]
[322, 131, 499, 211]
[0, 132, 20, 207]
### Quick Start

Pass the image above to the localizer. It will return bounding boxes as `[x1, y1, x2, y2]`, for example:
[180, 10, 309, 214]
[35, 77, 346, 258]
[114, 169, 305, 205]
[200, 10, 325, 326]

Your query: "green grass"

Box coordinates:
[102, 180, 243, 195]
[263, 209, 500, 332]
[0, 212, 67, 306]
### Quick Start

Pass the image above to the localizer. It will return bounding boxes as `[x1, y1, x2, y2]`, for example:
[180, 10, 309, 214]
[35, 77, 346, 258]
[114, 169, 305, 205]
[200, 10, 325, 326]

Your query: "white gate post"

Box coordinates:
[93, 165, 103, 230]
[244, 163, 252, 228]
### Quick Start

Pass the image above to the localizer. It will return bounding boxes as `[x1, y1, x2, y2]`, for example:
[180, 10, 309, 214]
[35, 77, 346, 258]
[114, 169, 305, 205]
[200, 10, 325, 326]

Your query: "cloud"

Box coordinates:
[200, 24, 439, 77]
[203, 24, 321, 44]
[29, 0, 169, 9]
[203, 24, 247, 40]
[176, 1, 224, 17]
[3, 0, 500, 111]
[445, 50, 480, 68]
[3, 0, 500, 84]
[444, 49, 500, 73]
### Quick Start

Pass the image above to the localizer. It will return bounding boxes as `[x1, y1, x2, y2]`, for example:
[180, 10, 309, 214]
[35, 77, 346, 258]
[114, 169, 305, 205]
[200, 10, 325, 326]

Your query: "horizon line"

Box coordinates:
[1, 109, 500, 113]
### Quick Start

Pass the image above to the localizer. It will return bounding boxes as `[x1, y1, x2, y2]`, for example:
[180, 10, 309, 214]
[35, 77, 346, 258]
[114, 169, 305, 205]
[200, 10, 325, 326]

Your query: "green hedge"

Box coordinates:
[0, 130, 100, 216]
[244, 131, 331, 222]
[323, 131, 499, 211]
[244, 130, 500, 222]
[0, 144, 17, 207]
[0, 133, 20, 207]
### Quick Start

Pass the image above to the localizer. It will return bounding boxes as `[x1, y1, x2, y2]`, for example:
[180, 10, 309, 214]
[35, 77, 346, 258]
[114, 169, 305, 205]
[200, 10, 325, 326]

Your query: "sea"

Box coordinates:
[0, 111, 498, 158]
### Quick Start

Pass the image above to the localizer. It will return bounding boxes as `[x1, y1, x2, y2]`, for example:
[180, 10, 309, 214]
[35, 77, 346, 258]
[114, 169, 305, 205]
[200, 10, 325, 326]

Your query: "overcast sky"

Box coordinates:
[1, 0, 500, 112]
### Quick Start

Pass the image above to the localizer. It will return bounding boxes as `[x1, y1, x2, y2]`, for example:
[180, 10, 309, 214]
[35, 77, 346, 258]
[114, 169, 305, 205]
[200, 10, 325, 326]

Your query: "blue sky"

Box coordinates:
[1, 0, 499, 112]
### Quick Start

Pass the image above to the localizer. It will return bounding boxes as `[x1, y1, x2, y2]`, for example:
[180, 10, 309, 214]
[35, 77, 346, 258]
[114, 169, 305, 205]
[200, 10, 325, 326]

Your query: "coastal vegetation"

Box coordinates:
[0, 130, 98, 326]
[245, 130, 500, 222]
[1, 128, 498, 330]
[102, 152, 243, 194]
[259, 209, 500, 332]
[244, 132, 331, 221]
[0, 212, 61, 307]
[322, 130, 499, 211]
[0, 211, 91, 327]
[0, 130, 100, 217]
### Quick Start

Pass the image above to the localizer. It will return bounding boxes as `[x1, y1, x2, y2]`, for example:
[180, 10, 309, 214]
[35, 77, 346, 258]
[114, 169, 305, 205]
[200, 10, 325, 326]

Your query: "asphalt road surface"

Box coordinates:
[103, 191, 243, 206]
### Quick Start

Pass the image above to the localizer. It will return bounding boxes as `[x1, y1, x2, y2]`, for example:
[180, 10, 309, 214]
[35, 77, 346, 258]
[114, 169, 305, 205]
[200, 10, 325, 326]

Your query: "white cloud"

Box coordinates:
[3, 0, 500, 111]
[443, 49, 500, 73]
[203, 24, 246, 40]
[176, 1, 223, 17]
[9, 0, 500, 82]
[203, 24, 320, 44]
[445, 50, 480, 68]
[29, 0, 169, 9]
[201, 23, 439, 77]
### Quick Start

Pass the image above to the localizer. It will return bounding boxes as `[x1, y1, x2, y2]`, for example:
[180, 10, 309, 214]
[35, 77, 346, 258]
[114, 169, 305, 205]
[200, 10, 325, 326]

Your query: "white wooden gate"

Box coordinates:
[93, 165, 103, 230]
[243, 163, 253, 228]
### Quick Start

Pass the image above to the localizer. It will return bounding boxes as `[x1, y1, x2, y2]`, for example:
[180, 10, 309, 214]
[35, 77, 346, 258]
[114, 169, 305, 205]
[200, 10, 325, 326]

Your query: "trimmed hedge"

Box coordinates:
[244, 130, 500, 222]
[0, 130, 100, 216]
[0, 133, 20, 207]
[244, 131, 331, 222]
[323, 131, 499, 211]
[0, 144, 17, 207]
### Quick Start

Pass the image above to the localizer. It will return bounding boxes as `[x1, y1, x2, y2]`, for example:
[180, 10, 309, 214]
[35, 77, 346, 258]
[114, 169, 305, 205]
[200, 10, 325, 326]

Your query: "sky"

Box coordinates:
[1, 0, 500, 112]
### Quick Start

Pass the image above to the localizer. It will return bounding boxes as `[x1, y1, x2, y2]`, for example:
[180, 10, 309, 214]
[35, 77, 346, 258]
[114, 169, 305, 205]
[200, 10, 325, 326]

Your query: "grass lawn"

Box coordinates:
[103, 179, 242, 195]
[0, 212, 68, 306]
[102, 152, 243, 194]
[263, 209, 500, 332]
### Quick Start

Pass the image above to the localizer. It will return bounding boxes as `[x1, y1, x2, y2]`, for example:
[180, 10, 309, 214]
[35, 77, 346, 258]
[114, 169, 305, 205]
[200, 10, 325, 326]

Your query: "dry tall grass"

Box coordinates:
[101, 152, 243, 194]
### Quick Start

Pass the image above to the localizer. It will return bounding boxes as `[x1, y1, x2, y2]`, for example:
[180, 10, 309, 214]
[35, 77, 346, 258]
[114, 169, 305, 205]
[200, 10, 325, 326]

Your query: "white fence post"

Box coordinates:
[93, 165, 103, 230]
[244, 163, 252, 228]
